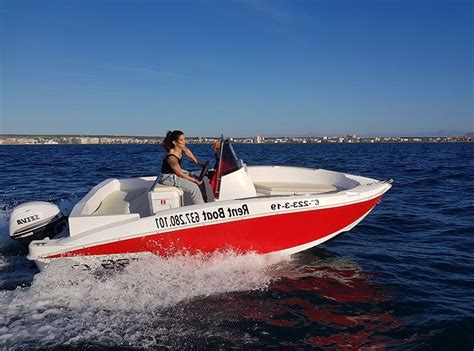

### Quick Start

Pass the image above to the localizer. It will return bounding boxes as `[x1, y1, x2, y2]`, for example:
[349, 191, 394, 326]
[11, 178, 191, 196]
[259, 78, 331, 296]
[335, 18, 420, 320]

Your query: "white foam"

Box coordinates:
[0, 251, 288, 349]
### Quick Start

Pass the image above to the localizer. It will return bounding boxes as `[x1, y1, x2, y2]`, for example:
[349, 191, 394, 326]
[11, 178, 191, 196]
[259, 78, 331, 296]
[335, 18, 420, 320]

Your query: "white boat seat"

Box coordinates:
[92, 189, 146, 216]
[151, 183, 184, 195]
[253, 182, 337, 195]
[148, 184, 183, 214]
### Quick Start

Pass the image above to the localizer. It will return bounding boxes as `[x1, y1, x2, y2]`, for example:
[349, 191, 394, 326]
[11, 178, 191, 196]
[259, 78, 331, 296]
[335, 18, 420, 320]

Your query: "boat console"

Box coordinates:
[148, 184, 183, 214]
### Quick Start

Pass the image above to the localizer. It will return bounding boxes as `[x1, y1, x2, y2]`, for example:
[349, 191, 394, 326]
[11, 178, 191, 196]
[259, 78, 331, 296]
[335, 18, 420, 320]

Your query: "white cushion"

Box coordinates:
[253, 182, 337, 194]
[92, 188, 148, 216]
[151, 183, 184, 195]
[93, 191, 130, 215]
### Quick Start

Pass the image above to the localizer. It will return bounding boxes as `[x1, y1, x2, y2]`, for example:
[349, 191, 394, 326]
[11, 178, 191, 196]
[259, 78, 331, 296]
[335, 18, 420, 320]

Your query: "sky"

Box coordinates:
[1, 0, 473, 137]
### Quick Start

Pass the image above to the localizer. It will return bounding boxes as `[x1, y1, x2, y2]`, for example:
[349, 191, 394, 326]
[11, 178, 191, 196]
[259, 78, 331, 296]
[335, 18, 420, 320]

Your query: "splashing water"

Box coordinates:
[0, 251, 289, 349]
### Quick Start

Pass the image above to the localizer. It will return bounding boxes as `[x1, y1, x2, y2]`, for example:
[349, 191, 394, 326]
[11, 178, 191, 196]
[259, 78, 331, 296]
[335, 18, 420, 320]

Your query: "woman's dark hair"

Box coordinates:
[163, 130, 184, 152]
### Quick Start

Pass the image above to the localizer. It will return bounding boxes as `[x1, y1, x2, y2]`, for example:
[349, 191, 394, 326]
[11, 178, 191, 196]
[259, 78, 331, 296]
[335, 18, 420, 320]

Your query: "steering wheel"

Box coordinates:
[198, 160, 209, 182]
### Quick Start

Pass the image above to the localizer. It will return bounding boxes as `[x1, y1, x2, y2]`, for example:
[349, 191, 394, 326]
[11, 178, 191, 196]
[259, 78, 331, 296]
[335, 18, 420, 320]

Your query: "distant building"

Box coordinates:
[79, 137, 100, 144]
[0, 134, 471, 145]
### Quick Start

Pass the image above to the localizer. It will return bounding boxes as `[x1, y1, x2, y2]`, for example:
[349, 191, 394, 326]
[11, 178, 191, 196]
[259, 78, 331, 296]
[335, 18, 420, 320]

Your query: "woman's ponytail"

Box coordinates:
[162, 130, 184, 152]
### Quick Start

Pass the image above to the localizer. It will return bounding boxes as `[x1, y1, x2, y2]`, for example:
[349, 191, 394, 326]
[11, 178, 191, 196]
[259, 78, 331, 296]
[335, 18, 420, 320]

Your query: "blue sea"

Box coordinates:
[1, 142, 473, 350]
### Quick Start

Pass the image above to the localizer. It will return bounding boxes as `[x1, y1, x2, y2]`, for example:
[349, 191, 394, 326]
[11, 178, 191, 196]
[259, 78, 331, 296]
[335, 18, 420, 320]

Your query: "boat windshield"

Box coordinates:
[209, 137, 242, 199]
[218, 138, 241, 176]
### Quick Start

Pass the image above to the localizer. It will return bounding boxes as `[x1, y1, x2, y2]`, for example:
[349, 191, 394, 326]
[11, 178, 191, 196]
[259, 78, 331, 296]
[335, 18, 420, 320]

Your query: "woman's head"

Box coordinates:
[163, 130, 185, 152]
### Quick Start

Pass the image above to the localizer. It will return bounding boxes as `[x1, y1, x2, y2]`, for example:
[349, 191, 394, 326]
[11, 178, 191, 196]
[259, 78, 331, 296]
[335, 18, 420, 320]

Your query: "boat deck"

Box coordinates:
[90, 181, 340, 217]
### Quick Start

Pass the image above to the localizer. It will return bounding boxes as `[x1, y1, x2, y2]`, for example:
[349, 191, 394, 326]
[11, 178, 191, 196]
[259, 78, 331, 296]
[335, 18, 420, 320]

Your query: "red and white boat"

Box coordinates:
[10, 138, 392, 270]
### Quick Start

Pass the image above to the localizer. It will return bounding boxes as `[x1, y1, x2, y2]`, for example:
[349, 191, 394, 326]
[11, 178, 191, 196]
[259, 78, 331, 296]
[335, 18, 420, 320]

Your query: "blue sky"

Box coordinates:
[1, 0, 473, 137]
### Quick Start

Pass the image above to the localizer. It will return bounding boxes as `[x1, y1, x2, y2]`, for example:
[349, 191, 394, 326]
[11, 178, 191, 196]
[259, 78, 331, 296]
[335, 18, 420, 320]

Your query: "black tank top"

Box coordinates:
[160, 154, 183, 174]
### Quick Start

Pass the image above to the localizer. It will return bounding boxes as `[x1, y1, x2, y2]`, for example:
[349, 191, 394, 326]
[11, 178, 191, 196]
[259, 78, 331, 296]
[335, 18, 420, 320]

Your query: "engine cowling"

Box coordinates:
[9, 201, 67, 246]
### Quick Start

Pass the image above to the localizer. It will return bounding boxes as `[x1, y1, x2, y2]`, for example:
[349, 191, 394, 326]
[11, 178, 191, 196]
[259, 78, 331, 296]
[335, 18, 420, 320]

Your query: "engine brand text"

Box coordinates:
[17, 215, 40, 225]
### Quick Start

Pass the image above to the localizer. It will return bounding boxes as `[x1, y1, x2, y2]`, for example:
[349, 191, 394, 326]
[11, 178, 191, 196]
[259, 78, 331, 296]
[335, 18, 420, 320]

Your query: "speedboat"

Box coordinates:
[9, 138, 392, 270]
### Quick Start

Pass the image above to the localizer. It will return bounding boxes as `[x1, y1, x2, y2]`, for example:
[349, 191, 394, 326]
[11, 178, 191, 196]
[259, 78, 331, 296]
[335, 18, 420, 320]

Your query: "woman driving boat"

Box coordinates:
[157, 130, 206, 204]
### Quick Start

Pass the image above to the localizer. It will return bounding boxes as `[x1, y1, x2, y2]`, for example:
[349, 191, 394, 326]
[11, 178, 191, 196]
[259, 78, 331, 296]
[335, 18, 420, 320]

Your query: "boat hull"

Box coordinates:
[34, 194, 383, 269]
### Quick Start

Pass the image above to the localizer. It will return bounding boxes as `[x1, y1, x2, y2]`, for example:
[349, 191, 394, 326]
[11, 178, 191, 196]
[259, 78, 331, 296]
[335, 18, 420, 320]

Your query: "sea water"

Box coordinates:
[0, 143, 473, 349]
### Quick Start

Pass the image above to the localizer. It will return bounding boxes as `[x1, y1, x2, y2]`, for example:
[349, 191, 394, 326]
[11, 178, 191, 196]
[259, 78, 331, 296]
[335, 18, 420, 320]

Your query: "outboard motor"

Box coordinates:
[9, 201, 67, 246]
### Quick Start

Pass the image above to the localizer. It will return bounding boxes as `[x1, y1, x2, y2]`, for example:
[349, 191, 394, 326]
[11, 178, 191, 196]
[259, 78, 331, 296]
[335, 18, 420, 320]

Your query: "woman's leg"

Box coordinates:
[174, 176, 205, 204]
[157, 174, 175, 187]
[183, 170, 213, 202]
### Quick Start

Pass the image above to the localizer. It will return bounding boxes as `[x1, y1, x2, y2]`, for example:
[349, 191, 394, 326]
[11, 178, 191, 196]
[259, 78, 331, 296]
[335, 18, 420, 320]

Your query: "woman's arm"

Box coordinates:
[168, 156, 202, 185]
[183, 146, 202, 165]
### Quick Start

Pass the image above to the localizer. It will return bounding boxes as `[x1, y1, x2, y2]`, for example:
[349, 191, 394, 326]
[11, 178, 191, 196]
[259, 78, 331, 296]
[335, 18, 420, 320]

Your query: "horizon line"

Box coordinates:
[1, 132, 473, 138]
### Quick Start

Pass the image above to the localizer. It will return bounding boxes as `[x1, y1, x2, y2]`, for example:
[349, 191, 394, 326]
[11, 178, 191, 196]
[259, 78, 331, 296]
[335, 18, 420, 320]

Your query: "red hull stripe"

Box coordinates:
[49, 196, 382, 259]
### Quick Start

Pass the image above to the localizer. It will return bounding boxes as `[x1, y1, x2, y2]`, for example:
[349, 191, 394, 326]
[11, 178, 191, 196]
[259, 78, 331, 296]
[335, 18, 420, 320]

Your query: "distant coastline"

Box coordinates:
[0, 134, 472, 145]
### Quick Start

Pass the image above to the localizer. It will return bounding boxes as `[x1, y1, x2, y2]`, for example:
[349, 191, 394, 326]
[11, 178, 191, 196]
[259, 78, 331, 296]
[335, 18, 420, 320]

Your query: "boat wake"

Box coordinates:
[0, 250, 289, 349]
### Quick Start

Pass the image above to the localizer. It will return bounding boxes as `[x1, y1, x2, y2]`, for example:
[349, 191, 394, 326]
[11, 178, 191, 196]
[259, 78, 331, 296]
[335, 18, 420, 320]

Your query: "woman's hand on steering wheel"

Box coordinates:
[197, 160, 209, 182]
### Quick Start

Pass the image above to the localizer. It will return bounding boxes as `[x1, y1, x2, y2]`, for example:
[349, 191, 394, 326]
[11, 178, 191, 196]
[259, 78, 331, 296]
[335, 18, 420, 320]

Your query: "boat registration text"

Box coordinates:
[155, 204, 250, 229]
[270, 199, 319, 211]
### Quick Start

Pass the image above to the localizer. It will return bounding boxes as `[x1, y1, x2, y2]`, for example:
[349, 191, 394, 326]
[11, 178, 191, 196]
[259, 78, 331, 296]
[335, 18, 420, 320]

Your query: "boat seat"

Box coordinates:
[92, 189, 146, 216]
[148, 184, 183, 214]
[253, 182, 337, 195]
[150, 183, 184, 195]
